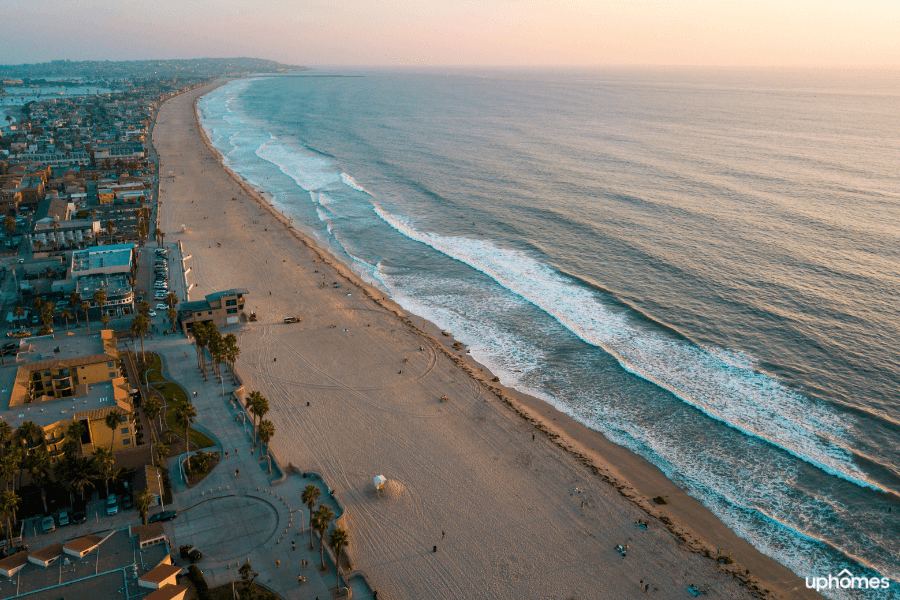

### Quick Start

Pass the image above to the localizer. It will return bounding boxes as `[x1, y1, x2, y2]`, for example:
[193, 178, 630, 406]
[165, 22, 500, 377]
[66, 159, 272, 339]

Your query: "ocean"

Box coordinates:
[197, 68, 900, 598]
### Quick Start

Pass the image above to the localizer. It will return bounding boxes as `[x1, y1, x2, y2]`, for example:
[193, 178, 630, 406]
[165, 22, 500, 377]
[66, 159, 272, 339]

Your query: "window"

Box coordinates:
[120, 415, 127, 423]
[122, 439, 131, 446]
[121, 427, 130, 434]
[208, 311, 212, 315]
[225, 299, 237, 307]
[110, 372, 116, 378]
[108, 361, 114, 367]
[226, 308, 237, 314]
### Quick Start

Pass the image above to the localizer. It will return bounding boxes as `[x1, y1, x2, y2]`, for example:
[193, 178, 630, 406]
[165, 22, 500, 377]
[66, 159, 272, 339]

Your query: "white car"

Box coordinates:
[156, 303, 168, 310]
[148, 311, 157, 317]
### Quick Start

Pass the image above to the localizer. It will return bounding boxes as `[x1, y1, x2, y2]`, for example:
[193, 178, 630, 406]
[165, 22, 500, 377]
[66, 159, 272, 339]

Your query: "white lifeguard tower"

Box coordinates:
[374, 475, 387, 491]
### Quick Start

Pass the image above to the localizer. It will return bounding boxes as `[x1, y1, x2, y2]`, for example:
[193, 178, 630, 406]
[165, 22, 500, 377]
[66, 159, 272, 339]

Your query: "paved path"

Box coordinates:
[146, 333, 368, 600]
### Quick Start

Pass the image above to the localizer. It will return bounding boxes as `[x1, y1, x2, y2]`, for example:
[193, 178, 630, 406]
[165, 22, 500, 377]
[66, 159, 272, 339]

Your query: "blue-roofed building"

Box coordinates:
[179, 288, 248, 331]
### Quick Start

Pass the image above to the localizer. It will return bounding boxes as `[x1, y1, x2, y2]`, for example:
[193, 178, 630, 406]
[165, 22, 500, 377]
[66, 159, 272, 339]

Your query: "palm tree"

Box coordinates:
[313, 504, 335, 568]
[172, 401, 197, 471]
[0, 422, 11, 458]
[135, 488, 154, 525]
[167, 307, 178, 334]
[224, 333, 240, 383]
[239, 561, 259, 596]
[0, 490, 20, 550]
[302, 485, 321, 549]
[132, 314, 149, 363]
[17, 421, 41, 454]
[92, 447, 115, 495]
[12, 306, 24, 331]
[60, 454, 94, 504]
[0, 452, 20, 491]
[257, 420, 275, 473]
[69, 292, 82, 326]
[154, 228, 164, 248]
[328, 528, 350, 587]
[193, 322, 209, 378]
[92, 290, 107, 325]
[60, 308, 72, 333]
[166, 291, 178, 309]
[100, 314, 110, 330]
[156, 443, 170, 464]
[28, 447, 52, 513]
[105, 412, 121, 451]
[138, 300, 150, 315]
[247, 391, 268, 447]
[143, 395, 161, 432]
[105, 219, 115, 244]
[80, 300, 91, 332]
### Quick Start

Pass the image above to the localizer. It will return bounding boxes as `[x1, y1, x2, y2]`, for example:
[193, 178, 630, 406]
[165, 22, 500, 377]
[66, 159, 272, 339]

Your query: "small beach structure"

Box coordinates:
[374, 475, 387, 490]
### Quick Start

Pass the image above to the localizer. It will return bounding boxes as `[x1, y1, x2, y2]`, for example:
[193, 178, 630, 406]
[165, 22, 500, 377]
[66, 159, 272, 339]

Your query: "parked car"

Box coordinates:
[156, 304, 168, 310]
[148, 311, 157, 317]
[72, 503, 87, 524]
[41, 516, 55, 534]
[106, 493, 119, 516]
[179, 545, 203, 563]
[283, 317, 301, 324]
[148, 510, 178, 523]
[57, 509, 70, 527]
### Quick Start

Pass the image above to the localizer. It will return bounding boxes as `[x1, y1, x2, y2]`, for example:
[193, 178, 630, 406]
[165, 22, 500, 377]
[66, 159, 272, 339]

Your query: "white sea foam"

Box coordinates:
[255, 138, 341, 192]
[340, 172, 371, 194]
[371, 205, 881, 494]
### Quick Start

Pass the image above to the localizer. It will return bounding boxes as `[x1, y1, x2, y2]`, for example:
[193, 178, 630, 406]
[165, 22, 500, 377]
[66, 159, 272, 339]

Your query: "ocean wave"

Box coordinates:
[370, 205, 886, 495]
[340, 172, 371, 194]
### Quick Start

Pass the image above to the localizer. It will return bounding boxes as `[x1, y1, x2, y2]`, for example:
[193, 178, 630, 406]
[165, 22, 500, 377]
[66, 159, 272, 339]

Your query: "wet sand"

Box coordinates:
[153, 79, 818, 600]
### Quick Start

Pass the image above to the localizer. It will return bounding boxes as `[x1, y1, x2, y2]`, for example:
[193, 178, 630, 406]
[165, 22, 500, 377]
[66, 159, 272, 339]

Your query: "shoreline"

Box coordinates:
[166, 77, 817, 599]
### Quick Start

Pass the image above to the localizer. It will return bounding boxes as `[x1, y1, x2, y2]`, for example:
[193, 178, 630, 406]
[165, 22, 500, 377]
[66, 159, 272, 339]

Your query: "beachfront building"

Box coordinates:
[30, 217, 100, 250]
[0, 329, 136, 458]
[179, 288, 248, 331]
[70, 243, 135, 278]
[76, 273, 135, 318]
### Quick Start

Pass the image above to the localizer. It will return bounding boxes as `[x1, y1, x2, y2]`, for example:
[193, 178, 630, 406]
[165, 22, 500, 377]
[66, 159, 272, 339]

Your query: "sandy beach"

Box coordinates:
[152, 80, 818, 600]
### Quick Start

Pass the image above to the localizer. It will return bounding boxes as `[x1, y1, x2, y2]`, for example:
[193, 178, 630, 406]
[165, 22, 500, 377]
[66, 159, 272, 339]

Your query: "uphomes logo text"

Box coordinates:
[806, 569, 890, 591]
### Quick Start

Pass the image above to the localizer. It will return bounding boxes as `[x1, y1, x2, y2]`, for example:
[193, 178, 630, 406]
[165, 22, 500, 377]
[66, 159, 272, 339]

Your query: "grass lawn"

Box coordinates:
[152, 381, 189, 405]
[137, 352, 165, 384]
[165, 406, 215, 450]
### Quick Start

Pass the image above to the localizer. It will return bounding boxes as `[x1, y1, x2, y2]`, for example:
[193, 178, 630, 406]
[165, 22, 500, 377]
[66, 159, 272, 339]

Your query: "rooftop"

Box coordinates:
[18, 331, 108, 364]
[1, 378, 129, 429]
[72, 243, 134, 272]
[140, 563, 181, 584]
[76, 273, 131, 298]
[144, 585, 188, 600]
[63, 534, 102, 555]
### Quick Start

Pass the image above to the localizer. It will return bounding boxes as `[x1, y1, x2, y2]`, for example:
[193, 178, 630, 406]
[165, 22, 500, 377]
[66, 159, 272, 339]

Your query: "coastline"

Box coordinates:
[159, 77, 818, 599]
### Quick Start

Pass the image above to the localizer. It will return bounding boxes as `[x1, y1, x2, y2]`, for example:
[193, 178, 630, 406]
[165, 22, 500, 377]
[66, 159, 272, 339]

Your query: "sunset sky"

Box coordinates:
[1, 0, 898, 67]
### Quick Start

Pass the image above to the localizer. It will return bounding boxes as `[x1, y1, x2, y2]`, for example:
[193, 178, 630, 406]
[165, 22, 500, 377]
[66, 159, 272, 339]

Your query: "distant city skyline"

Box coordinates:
[1, 0, 898, 68]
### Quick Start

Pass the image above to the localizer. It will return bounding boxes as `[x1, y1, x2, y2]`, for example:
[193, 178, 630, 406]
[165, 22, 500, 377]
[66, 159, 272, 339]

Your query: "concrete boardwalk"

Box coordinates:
[147, 334, 365, 600]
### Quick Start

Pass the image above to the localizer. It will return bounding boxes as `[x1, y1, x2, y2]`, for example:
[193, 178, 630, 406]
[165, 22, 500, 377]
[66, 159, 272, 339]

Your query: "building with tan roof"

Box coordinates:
[63, 534, 103, 558]
[28, 542, 64, 567]
[0, 551, 29, 578]
[138, 563, 181, 589]
[144, 584, 187, 600]
[130, 522, 167, 549]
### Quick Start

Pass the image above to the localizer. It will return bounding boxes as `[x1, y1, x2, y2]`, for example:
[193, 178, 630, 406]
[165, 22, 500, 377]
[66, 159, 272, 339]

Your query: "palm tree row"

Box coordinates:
[299, 484, 350, 585]
[192, 322, 241, 382]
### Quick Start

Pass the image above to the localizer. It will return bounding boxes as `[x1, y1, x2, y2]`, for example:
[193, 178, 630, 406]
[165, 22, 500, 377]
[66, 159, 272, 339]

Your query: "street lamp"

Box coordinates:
[156, 469, 164, 510]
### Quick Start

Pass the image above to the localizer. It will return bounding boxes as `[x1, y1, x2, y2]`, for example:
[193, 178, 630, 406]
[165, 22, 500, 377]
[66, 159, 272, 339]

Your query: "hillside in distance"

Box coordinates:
[0, 57, 305, 79]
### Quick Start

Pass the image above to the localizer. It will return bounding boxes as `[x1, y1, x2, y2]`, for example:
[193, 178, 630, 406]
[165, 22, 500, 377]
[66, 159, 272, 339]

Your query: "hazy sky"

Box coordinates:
[1, 0, 897, 67]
